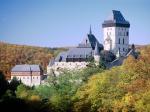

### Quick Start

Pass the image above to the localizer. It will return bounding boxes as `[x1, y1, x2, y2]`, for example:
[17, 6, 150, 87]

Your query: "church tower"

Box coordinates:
[102, 10, 130, 56]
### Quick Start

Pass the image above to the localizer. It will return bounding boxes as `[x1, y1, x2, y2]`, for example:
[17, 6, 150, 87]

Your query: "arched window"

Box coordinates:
[86, 39, 88, 44]
[123, 38, 124, 44]
[119, 38, 120, 44]
[126, 31, 129, 36]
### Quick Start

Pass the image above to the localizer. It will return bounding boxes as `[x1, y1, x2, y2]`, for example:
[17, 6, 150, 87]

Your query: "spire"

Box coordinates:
[89, 25, 92, 34]
[94, 42, 99, 55]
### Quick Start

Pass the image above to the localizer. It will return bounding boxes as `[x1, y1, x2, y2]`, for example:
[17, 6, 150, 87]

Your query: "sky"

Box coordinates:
[0, 0, 150, 47]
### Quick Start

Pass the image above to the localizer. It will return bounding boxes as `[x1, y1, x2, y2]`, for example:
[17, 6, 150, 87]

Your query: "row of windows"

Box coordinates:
[118, 47, 127, 52]
[55, 62, 86, 66]
[107, 32, 111, 35]
[106, 31, 128, 36]
[118, 31, 129, 36]
[118, 38, 126, 44]
[16, 76, 39, 80]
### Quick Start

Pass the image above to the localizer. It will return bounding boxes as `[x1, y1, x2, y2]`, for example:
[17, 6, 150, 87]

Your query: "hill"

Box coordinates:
[72, 45, 150, 112]
[0, 42, 66, 79]
[0, 44, 149, 112]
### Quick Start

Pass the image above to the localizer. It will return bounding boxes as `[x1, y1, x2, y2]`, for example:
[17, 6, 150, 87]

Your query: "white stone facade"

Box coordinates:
[103, 27, 129, 56]
[94, 55, 100, 65]
[11, 72, 42, 86]
[11, 65, 43, 86]
[47, 62, 88, 75]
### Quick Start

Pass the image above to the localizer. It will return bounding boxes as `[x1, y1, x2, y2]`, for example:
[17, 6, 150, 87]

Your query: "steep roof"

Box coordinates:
[55, 47, 93, 62]
[79, 27, 103, 50]
[67, 47, 92, 58]
[11, 65, 41, 72]
[55, 51, 67, 62]
[54, 27, 103, 63]
[102, 10, 130, 28]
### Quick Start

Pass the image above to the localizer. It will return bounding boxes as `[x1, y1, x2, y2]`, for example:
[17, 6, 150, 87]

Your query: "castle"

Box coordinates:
[47, 10, 131, 75]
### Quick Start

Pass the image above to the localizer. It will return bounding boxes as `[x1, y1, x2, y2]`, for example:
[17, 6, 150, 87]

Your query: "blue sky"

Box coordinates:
[0, 0, 150, 47]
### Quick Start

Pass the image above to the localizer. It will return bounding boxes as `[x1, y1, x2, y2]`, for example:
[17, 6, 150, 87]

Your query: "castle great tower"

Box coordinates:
[102, 10, 130, 56]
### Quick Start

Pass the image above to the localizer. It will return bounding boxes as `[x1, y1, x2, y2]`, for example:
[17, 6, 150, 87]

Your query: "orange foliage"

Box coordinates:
[0, 42, 54, 79]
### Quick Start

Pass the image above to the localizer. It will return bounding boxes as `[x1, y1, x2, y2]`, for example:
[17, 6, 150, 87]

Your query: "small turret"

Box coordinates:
[116, 49, 121, 58]
[94, 43, 100, 65]
[94, 42, 100, 55]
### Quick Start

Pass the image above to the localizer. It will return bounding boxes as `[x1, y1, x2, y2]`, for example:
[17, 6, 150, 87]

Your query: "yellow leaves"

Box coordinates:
[73, 68, 124, 111]
[122, 46, 150, 81]
[29, 95, 41, 101]
[122, 93, 135, 105]
[19, 91, 28, 99]
[113, 93, 136, 112]
[134, 90, 150, 111]
[73, 47, 150, 112]
[113, 99, 123, 111]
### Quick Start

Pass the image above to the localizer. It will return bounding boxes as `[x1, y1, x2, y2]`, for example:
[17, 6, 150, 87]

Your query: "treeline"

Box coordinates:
[0, 42, 66, 79]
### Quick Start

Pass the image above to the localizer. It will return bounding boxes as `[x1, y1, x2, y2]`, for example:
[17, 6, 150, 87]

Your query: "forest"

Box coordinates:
[0, 44, 150, 112]
[0, 42, 66, 79]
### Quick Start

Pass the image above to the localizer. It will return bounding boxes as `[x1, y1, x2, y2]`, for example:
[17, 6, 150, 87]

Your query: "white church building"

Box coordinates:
[47, 10, 131, 74]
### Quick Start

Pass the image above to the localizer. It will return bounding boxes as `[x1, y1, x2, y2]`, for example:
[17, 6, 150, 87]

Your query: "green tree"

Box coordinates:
[0, 71, 8, 98]
[16, 84, 32, 99]
[9, 77, 21, 92]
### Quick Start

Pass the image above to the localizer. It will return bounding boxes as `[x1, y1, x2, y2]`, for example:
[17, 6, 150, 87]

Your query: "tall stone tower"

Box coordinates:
[102, 10, 130, 56]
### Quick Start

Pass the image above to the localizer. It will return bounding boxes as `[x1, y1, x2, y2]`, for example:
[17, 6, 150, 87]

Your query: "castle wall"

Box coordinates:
[47, 62, 88, 75]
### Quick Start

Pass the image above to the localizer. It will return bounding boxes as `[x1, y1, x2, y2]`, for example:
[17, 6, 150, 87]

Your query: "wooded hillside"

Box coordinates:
[0, 44, 149, 112]
[0, 42, 66, 79]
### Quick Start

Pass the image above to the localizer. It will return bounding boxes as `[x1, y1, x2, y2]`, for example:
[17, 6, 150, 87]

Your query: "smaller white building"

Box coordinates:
[11, 65, 43, 86]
